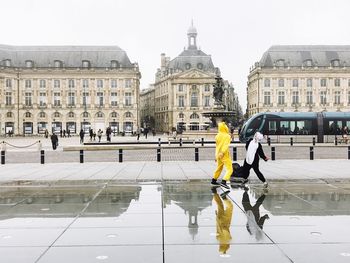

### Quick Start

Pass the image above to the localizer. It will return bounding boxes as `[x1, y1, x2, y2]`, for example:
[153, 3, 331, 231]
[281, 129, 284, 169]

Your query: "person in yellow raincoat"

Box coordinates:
[211, 122, 233, 189]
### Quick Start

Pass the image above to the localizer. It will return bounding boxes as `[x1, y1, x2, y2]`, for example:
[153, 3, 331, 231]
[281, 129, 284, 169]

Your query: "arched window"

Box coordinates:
[110, 60, 119, 68]
[82, 112, 89, 118]
[54, 112, 61, 118]
[303, 59, 313, 67]
[331, 59, 340, 67]
[111, 112, 118, 118]
[25, 112, 32, 118]
[68, 112, 75, 118]
[264, 78, 270, 87]
[39, 112, 46, 118]
[190, 113, 199, 119]
[125, 112, 132, 118]
[197, 63, 203, 69]
[6, 112, 13, 118]
[82, 60, 91, 68]
[275, 59, 285, 68]
[185, 63, 191, 70]
[96, 111, 104, 118]
[25, 60, 34, 68]
[179, 113, 184, 119]
[54, 60, 63, 68]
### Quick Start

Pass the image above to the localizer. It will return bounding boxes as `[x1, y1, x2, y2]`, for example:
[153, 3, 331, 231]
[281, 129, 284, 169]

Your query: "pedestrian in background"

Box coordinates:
[79, 129, 84, 144]
[50, 133, 58, 150]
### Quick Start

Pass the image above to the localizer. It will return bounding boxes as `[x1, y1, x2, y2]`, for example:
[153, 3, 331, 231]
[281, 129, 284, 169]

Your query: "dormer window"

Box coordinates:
[275, 59, 285, 68]
[197, 63, 203, 69]
[185, 63, 191, 70]
[82, 60, 90, 68]
[303, 59, 313, 67]
[54, 60, 63, 68]
[110, 60, 119, 68]
[331, 59, 340, 67]
[25, 60, 34, 68]
[4, 59, 11, 67]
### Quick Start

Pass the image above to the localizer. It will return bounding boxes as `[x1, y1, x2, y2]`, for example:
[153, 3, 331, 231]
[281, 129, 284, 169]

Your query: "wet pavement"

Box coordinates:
[1, 180, 350, 262]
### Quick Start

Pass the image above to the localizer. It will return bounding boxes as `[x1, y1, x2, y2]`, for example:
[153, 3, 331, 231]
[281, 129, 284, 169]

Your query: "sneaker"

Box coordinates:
[211, 178, 220, 186]
[220, 180, 230, 190]
[263, 182, 268, 188]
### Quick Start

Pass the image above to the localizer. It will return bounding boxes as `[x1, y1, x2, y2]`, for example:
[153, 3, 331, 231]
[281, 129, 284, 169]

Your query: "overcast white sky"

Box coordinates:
[2, 0, 350, 111]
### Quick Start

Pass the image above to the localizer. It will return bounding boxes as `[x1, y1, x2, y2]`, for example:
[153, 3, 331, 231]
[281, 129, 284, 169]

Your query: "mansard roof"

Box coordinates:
[260, 45, 350, 67]
[168, 48, 215, 72]
[0, 44, 133, 68]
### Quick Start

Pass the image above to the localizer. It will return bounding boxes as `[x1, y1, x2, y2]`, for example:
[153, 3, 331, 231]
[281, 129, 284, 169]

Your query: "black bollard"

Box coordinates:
[267, 137, 271, 146]
[312, 137, 316, 146]
[232, 147, 237, 161]
[157, 148, 161, 162]
[310, 146, 314, 160]
[1, 150, 5, 165]
[195, 147, 199, 161]
[179, 138, 182, 147]
[290, 137, 293, 146]
[80, 150, 84, 163]
[348, 146, 350, 160]
[119, 149, 123, 163]
[201, 138, 204, 146]
[335, 137, 338, 145]
[271, 147, 275, 161]
[158, 138, 161, 147]
[40, 150, 45, 164]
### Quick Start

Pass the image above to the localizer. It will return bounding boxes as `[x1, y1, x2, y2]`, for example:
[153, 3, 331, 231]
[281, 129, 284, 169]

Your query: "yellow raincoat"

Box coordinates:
[213, 122, 233, 181]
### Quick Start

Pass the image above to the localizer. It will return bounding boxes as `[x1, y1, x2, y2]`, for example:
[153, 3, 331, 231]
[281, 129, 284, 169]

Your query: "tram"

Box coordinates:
[239, 112, 350, 143]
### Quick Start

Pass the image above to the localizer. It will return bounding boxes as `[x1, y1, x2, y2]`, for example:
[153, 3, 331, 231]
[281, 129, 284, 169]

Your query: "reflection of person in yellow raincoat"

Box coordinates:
[211, 122, 233, 189]
[213, 191, 233, 255]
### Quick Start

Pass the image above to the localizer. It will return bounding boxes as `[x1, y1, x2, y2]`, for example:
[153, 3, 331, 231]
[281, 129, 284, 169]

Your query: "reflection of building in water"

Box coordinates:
[0, 185, 141, 218]
[163, 183, 212, 239]
[250, 187, 350, 215]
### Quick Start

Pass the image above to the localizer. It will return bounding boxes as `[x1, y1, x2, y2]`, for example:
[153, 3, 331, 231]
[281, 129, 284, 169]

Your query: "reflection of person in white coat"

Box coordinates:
[241, 132, 269, 187]
[242, 190, 269, 240]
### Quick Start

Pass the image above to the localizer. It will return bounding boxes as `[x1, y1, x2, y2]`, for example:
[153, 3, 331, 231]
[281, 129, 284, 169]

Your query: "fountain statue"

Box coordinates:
[202, 73, 236, 128]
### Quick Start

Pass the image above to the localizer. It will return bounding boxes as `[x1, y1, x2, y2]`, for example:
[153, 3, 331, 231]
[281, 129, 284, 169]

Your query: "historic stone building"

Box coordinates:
[0, 45, 140, 135]
[140, 85, 155, 129]
[247, 45, 350, 117]
[153, 24, 227, 132]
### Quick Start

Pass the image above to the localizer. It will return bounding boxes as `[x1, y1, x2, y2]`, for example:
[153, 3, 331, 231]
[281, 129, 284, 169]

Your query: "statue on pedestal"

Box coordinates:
[213, 75, 225, 108]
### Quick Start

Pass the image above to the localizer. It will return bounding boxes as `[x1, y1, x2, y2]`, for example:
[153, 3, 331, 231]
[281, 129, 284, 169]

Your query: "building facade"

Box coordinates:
[247, 45, 350, 117]
[0, 45, 140, 135]
[140, 85, 155, 129]
[153, 24, 226, 132]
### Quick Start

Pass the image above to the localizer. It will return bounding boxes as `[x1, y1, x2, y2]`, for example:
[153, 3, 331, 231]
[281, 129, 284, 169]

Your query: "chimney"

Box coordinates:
[161, 53, 166, 70]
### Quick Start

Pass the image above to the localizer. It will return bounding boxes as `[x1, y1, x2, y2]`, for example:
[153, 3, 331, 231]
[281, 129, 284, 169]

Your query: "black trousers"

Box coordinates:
[241, 159, 266, 183]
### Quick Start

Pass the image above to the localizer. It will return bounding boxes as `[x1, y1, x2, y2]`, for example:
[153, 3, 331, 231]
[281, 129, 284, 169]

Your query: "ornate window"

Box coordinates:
[82, 112, 89, 118]
[185, 63, 191, 70]
[68, 112, 75, 118]
[179, 113, 184, 119]
[25, 112, 32, 118]
[197, 63, 203, 69]
[264, 78, 270, 87]
[6, 112, 13, 118]
[292, 79, 299, 87]
[39, 112, 46, 118]
[96, 111, 104, 118]
[278, 79, 284, 87]
[125, 112, 132, 118]
[54, 112, 61, 118]
[190, 113, 199, 119]
[111, 112, 118, 118]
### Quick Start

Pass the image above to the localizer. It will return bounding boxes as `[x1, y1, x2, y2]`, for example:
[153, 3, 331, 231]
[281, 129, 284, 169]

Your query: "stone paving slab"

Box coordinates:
[0, 159, 350, 183]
